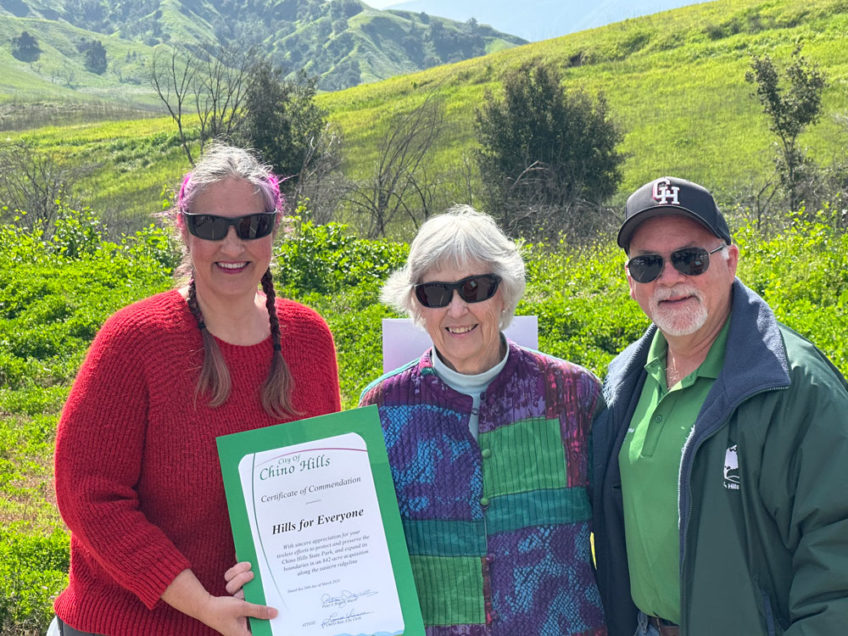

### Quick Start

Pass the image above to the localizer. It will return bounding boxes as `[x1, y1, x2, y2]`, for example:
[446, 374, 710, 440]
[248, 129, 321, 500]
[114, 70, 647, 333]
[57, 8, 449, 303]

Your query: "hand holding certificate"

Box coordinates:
[217, 406, 424, 636]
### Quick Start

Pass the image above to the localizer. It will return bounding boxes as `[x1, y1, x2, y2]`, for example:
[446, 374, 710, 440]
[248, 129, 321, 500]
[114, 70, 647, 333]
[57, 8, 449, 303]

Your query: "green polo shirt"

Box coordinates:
[618, 319, 729, 623]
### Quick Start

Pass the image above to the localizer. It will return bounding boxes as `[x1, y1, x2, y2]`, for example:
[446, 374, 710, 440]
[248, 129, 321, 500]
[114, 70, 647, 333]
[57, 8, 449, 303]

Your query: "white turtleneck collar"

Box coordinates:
[431, 336, 509, 440]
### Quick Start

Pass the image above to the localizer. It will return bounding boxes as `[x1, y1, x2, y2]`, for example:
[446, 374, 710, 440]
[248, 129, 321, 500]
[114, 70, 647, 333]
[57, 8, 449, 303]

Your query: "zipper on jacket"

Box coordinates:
[678, 385, 788, 627]
[760, 588, 777, 636]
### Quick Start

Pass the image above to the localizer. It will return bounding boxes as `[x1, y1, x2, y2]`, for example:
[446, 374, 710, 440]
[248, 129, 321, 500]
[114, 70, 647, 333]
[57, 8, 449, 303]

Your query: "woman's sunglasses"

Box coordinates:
[627, 245, 726, 284]
[182, 212, 277, 241]
[414, 274, 501, 308]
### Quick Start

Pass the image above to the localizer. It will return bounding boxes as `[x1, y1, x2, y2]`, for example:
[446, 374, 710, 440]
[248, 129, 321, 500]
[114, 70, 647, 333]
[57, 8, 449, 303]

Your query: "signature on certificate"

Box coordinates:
[321, 607, 373, 628]
[321, 588, 378, 608]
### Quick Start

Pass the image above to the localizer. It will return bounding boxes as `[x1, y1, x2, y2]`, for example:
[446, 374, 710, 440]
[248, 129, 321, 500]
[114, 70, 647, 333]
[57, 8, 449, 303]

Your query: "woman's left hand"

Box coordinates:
[200, 594, 277, 636]
[225, 561, 255, 598]
[162, 568, 277, 635]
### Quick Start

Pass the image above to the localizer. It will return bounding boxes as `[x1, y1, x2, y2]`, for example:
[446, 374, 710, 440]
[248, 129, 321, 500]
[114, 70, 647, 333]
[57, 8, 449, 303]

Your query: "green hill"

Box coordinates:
[319, 0, 848, 212]
[4, 0, 848, 233]
[0, 0, 525, 121]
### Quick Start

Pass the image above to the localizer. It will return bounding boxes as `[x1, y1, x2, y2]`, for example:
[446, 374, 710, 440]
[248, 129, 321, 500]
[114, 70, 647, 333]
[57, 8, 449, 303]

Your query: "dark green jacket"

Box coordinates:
[593, 281, 848, 635]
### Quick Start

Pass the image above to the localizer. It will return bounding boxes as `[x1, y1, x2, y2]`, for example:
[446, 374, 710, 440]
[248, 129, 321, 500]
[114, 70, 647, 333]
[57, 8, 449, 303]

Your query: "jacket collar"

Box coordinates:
[604, 280, 791, 414]
[710, 279, 791, 412]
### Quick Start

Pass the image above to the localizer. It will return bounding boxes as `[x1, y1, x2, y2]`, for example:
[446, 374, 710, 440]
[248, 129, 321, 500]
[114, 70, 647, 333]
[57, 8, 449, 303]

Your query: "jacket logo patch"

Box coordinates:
[723, 444, 740, 490]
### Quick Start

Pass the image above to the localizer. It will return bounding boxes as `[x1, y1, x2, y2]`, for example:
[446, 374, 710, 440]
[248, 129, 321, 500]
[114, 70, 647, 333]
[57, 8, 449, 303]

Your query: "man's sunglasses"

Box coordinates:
[182, 212, 277, 241]
[627, 245, 726, 284]
[414, 274, 501, 308]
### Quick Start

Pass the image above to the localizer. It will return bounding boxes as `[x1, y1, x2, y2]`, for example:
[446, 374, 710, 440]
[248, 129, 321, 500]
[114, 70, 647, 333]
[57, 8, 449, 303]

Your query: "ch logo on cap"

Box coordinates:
[652, 179, 680, 205]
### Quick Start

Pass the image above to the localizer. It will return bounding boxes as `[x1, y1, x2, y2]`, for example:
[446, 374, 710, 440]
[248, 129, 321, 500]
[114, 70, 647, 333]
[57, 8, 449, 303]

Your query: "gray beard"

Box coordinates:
[652, 301, 708, 337]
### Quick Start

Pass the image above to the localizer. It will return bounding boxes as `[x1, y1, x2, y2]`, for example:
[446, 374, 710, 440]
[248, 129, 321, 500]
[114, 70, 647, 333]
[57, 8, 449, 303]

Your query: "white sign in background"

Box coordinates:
[381, 316, 539, 373]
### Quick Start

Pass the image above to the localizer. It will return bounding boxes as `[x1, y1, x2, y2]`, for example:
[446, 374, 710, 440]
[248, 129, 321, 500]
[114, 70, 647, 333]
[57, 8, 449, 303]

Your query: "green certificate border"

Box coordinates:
[217, 405, 424, 635]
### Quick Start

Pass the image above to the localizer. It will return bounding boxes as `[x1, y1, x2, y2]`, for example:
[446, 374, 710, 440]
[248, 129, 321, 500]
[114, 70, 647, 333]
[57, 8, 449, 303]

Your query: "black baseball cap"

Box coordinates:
[617, 176, 732, 250]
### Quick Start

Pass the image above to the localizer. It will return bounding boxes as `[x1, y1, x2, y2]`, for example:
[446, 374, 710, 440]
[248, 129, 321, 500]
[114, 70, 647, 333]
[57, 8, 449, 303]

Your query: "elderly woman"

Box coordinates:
[359, 205, 606, 634]
[53, 144, 340, 636]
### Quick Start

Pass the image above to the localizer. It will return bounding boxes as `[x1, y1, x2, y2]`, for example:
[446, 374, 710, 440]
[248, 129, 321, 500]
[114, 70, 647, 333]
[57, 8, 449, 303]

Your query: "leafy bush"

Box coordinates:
[475, 62, 623, 241]
[275, 218, 407, 295]
[302, 287, 394, 408]
[125, 223, 182, 273]
[83, 40, 108, 74]
[49, 204, 107, 259]
[0, 205, 175, 389]
[0, 529, 69, 633]
[736, 208, 848, 363]
[11, 31, 41, 63]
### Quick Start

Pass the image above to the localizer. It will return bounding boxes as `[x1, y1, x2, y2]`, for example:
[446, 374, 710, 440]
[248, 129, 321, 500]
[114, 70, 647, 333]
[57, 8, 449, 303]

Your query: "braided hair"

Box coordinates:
[176, 143, 297, 418]
[260, 268, 295, 416]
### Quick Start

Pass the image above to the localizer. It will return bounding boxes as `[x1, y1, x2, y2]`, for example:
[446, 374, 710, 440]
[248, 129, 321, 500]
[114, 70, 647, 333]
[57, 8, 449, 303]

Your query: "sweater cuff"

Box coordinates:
[134, 548, 193, 610]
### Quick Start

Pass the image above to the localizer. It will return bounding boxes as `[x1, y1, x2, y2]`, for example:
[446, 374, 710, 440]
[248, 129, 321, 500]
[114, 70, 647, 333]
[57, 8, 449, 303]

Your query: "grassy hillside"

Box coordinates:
[383, 0, 700, 42]
[4, 116, 189, 233]
[0, 16, 160, 129]
[5, 0, 847, 235]
[0, 0, 525, 115]
[321, 0, 848, 212]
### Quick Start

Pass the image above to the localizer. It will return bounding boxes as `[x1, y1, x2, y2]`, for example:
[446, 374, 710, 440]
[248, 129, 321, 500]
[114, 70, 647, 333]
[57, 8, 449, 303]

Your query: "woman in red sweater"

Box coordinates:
[53, 143, 341, 635]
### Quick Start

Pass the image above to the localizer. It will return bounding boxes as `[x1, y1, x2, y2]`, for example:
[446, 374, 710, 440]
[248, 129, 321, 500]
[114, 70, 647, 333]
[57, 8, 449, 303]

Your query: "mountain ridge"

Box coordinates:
[0, 0, 526, 112]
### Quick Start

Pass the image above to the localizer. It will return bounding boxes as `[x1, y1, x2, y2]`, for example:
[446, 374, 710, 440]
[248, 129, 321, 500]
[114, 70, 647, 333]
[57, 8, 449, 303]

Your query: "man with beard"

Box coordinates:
[592, 176, 848, 636]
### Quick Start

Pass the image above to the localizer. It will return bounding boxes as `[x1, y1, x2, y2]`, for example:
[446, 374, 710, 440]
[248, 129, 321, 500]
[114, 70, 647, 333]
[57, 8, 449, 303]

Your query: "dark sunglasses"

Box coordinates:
[182, 212, 277, 241]
[627, 245, 726, 284]
[414, 274, 501, 308]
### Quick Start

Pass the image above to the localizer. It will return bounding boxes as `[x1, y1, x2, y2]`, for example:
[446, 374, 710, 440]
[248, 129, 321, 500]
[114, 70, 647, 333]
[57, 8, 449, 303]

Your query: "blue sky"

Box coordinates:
[363, 1, 706, 42]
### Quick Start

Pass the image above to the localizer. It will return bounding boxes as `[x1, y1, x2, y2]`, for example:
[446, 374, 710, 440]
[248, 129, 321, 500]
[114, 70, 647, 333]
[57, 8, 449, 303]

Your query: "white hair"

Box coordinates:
[381, 205, 526, 328]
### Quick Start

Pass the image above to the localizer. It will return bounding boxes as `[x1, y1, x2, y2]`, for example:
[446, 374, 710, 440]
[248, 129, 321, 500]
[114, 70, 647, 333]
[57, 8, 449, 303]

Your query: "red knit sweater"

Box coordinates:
[54, 290, 341, 634]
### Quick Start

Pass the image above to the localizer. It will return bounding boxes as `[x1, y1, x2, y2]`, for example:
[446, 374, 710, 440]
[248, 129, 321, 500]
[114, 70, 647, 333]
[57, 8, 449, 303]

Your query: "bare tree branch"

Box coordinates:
[151, 46, 196, 165]
[291, 124, 347, 224]
[151, 43, 260, 162]
[0, 141, 81, 235]
[346, 94, 445, 237]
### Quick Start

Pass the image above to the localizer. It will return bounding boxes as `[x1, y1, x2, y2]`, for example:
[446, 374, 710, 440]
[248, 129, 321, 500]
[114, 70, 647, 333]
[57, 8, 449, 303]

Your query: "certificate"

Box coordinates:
[217, 406, 424, 636]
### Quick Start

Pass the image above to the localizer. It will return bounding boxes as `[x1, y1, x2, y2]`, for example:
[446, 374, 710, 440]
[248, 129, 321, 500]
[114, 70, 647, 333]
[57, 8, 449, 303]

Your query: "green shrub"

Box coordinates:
[0, 206, 175, 389]
[276, 218, 407, 295]
[0, 529, 69, 633]
[49, 204, 107, 259]
[736, 210, 848, 371]
[125, 223, 182, 273]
